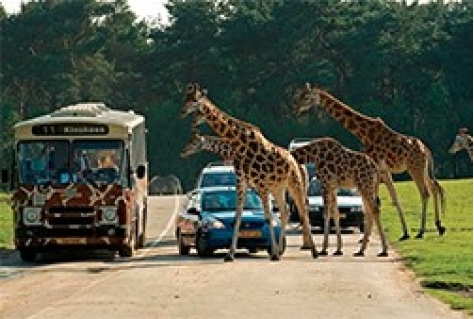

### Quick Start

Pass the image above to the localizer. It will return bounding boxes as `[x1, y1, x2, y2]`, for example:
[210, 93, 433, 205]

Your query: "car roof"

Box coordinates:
[288, 137, 313, 151]
[197, 186, 237, 193]
[200, 164, 235, 174]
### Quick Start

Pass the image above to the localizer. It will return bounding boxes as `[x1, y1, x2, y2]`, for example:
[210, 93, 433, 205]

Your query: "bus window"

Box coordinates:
[18, 141, 69, 185]
[72, 140, 125, 184]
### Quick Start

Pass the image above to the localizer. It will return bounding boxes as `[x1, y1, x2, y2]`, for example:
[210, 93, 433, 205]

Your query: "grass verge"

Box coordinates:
[380, 178, 472, 315]
[0, 193, 13, 249]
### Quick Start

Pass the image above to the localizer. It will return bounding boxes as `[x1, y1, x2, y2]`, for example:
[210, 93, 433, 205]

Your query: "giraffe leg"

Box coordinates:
[225, 180, 246, 262]
[331, 191, 343, 256]
[407, 168, 430, 239]
[288, 175, 318, 258]
[355, 196, 374, 257]
[373, 198, 388, 257]
[381, 170, 410, 240]
[272, 190, 289, 257]
[320, 190, 332, 256]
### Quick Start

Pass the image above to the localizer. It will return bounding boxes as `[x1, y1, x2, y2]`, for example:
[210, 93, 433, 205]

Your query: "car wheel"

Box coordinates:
[196, 234, 213, 257]
[359, 221, 365, 233]
[178, 231, 190, 255]
[267, 236, 287, 256]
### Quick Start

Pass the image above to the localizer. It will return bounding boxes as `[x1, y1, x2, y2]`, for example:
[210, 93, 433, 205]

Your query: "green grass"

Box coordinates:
[0, 193, 14, 249]
[380, 178, 473, 314]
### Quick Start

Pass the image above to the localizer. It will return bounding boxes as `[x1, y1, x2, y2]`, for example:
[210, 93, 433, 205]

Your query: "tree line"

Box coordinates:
[1, 0, 472, 191]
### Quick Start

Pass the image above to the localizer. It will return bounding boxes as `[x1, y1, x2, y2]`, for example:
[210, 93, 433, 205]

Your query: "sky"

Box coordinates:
[1, 0, 170, 22]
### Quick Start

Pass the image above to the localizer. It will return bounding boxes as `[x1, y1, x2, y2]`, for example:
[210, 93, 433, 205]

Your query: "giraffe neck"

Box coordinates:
[198, 98, 262, 141]
[290, 141, 325, 166]
[318, 90, 381, 145]
[201, 136, 236, 160]
[465, 135, 473, 160]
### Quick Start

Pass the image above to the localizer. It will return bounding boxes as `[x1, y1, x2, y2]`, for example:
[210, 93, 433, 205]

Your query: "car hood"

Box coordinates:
[308, 196, 362, 207]
[202, 210, 266, 221]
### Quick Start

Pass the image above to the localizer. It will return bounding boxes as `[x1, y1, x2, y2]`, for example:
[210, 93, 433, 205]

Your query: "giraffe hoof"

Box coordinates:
[438, 226, 446, 236]
[311, 248, 319, 258]
[270, 254, 280, 261]
[399, 234, 410, 241]
[224, 255, 234, 262]
[319, 250, 328, 256]
[415, 232, 424, 239]
[377, 252, 388, 257]
[353, 251, 364, 257]
[333, 251, 343, 256]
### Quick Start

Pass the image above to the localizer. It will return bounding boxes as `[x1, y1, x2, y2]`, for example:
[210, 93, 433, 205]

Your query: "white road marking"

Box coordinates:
[26, 195, 181, 319]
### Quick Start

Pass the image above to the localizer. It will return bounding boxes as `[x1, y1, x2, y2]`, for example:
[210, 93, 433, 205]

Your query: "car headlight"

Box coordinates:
[202, 218, 225, 229]
[101, 206, 118, 224]
[23, 207, 42, 225]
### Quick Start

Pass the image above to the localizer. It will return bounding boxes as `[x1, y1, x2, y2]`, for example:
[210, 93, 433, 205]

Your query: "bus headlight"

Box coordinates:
[100, 206, 118, 224]
[23, 207, 42, 225]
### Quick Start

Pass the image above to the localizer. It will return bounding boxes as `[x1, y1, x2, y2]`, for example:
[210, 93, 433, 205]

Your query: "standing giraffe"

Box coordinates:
[290, 137, 388, 257]
[293, 83, 446, 240]
[182, 83, 318, 261]
[449, 128, 473, 162]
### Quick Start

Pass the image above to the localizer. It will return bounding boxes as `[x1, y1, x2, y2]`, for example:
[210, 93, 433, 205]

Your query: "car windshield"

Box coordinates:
[200, 172, 237, 188]
[201, 190, 263, 211]
[308, 179, 358, 196]
[18, 140, 125, 185]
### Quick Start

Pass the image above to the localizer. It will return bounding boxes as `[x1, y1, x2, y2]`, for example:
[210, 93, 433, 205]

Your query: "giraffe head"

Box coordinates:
[182, 83, 207, 119]
[292, 83, 322, 116]
[191, 110, 207, 128]
[449, 128, 472, 154]
[181, 131, 206, 158]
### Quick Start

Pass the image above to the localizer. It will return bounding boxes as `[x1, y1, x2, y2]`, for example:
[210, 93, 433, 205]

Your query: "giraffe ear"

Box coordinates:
[201, 89, 208, 97]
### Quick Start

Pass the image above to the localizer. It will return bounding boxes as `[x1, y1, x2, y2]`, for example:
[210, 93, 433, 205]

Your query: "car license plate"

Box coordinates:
[238, 230, 261, 238]
[56, 237, 87, 245]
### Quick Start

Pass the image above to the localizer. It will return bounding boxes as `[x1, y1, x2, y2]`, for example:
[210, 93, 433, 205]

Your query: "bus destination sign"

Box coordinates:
[32, 124, 109, 136]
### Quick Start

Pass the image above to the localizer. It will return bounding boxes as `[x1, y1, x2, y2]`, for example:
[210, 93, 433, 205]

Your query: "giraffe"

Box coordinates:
[182, 83, 318, 261]
[449, 128, 473, 162]
[290, 137, 388, 257]
[292, 83, 446, 240]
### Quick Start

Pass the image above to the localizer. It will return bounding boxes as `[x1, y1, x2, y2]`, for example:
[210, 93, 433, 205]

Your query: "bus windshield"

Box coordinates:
[18, 140, 125, 185]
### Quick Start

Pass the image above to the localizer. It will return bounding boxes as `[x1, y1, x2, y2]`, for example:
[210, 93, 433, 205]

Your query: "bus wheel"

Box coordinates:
[19, 248, 37, 262]
[119, 224, 136, 258]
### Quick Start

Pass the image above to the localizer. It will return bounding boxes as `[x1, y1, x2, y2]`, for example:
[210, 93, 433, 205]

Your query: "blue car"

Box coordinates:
[176, 186, 285, 257]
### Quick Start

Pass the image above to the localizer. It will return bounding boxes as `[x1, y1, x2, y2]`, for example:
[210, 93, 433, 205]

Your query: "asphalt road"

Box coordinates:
[0, 195, 469, 319]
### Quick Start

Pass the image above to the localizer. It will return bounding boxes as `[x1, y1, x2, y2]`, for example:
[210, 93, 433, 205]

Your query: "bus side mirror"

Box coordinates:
[1, 169, 8, 184]
[136, 165, 146, 179]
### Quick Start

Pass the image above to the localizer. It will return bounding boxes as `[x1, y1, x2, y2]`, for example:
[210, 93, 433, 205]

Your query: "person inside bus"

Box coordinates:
[97, 154, 119, 182]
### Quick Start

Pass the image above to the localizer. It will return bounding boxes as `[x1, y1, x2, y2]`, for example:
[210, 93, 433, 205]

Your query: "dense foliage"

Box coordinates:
[1, 0, 472, 190]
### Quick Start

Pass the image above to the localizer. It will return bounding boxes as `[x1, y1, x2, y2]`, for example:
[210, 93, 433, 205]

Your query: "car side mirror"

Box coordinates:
[136, 165, 146, 179]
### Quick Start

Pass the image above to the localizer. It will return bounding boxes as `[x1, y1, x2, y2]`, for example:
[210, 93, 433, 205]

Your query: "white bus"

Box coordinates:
[3, 103, 148, 261]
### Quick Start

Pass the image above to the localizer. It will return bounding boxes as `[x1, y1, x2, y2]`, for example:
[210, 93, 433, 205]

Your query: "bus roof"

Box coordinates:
[14, 102, 145, 140]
